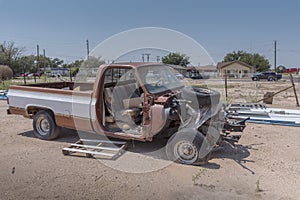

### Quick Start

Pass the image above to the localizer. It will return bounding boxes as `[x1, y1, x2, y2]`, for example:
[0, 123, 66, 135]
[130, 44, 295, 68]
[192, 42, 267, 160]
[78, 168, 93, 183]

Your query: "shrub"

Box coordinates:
[0, 65, 13, 81]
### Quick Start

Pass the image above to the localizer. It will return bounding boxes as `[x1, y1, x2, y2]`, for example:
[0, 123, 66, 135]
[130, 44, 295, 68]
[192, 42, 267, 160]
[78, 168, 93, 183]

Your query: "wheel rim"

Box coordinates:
[36, 117, 50, 136]
[174, 140, 198, 164]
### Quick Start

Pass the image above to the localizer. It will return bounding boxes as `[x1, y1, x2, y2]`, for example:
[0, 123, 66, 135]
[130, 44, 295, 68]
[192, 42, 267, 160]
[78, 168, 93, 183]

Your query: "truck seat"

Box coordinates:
[104, 83, 142, 126]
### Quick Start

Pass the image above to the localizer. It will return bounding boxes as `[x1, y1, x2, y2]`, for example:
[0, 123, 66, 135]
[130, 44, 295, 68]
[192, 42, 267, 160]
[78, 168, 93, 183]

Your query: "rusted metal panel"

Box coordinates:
[7, 107, 28, 117]
[150, 104, 167, 136]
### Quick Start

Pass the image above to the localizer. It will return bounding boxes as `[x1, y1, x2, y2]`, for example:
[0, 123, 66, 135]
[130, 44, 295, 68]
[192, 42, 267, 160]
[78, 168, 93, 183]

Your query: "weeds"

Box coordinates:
[255, 176, 263, 192]
[192, 168, 207, 185]
[0, 76, 64, 90]
[0, 80, 13, 90]
[246, 95, 258, 103]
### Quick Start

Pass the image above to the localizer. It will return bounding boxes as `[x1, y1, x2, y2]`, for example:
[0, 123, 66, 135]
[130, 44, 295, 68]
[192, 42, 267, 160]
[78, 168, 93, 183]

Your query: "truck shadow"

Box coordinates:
[210, 143, 256, 174]
[18, 130, 256, 173]
[124, 138, 256, 174]
[18, 128, 79, 143]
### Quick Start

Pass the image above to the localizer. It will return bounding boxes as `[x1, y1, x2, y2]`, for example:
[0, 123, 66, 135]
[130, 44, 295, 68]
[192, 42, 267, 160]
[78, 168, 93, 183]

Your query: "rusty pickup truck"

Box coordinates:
[7, 62, 246, 165]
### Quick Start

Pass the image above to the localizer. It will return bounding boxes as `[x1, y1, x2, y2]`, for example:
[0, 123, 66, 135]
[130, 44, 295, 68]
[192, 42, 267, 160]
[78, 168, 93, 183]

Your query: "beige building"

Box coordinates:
[217, 61, 254, 78]
[188, 65, 218, 78]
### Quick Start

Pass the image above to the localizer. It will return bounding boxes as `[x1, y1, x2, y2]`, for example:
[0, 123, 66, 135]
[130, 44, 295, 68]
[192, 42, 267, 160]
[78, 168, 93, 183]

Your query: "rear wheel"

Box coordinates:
[33, 110, 60, 140]
[268, 76, 274, 81]
[166, 130, 211, 165]
[252, 77, 258, 81]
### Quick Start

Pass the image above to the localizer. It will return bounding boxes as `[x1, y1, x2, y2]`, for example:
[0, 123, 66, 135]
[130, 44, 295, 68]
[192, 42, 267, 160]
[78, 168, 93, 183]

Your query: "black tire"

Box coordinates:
[268, 76, 274, 81]
[181, 86, 220, 108]
[252, 77, 258, 81]
[166, 129, 211, 165]
[33, 110, 60, 140]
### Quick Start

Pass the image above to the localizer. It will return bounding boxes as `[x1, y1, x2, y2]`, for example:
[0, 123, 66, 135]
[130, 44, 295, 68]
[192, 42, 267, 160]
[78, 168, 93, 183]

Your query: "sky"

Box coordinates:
[0, 0, 300, 68]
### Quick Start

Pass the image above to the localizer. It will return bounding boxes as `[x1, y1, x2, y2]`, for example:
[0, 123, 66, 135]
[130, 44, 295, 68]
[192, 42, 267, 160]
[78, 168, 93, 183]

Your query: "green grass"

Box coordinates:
[0, 80, 14, 90]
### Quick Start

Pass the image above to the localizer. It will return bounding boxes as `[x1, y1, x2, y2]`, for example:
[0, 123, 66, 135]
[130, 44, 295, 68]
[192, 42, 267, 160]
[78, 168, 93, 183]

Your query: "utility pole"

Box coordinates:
[35, 44, 40, 83]
[86, 39, 90, 59]
[156, 56, 160, 62]
[22, 65, 26, 85]
[145, 53, 151, 62]
[43, 49, 46, 69]
[274, 40, 277, 72]
[142, 54, 145, 62]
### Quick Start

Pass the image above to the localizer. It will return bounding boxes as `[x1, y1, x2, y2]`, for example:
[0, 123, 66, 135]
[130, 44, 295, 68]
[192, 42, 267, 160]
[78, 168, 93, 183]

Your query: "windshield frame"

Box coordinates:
[136, 65, 184, 95]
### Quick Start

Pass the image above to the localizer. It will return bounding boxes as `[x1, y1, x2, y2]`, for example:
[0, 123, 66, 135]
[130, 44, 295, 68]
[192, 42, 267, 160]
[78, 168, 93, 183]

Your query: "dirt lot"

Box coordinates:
[1, 79, 300, 200]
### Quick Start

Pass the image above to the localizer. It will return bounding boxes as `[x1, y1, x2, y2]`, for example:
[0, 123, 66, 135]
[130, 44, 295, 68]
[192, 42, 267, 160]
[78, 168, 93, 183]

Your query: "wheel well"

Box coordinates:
[27, 107, 55, 120]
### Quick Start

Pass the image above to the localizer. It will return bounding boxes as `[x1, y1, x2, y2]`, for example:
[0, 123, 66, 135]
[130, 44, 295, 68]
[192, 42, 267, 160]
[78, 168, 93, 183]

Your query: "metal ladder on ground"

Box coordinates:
[62, 139, 127, 159]
[226, 103, 267, 111]
[226, 103, 300, 127]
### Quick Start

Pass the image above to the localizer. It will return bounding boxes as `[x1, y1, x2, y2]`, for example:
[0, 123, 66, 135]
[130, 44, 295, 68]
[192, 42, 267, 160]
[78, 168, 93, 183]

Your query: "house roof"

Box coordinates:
[194, 65, 217, 71]
[166, 64, 187, 70]
[217, 60, 254, 70]
[186, 65, 217, 72]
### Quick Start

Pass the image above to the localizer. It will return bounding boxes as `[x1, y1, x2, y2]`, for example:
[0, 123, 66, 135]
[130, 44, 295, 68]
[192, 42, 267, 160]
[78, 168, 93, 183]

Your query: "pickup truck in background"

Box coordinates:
[251, 72, 282, 81]
[7, 62, 246, 165]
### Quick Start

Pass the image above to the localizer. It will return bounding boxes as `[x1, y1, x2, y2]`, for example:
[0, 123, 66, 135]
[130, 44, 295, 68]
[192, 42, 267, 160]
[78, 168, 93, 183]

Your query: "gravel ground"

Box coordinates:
[0, 79, 300, 200]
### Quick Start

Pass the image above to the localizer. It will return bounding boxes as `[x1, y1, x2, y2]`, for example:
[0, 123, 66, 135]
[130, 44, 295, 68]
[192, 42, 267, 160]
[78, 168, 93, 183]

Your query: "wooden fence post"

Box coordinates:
[290, 73, 299, 107]
[225, 74, 228, 102]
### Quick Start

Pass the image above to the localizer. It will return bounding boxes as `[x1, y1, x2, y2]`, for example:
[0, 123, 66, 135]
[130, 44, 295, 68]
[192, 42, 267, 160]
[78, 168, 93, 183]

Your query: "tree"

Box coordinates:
[162, 52, 190, 67]
[277, 65, 286, 73]
[38, 56, 52, 69]
[82, 56, 105, 68]
[62, 59, 84, 80]
[50, 58, 64, 68]
[0, 41, 24, 72]
[223, 50, 271, 72]
[17, 55, 36, 73]
[15, 55, 65, 74]
[17, 55, 42, 74]
[68, 60, 83, 77]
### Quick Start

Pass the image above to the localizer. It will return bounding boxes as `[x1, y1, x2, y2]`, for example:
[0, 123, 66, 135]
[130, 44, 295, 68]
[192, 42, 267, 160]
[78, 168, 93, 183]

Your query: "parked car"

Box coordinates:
[174, 73, 184, 80]
[0, 90, 7, 100]
[50, 73, 62, 77]
[251, 72, 282, 81]
[186, 70, 209, 79]
[20, 73, 29, 77]
[28, 73, 41, 77]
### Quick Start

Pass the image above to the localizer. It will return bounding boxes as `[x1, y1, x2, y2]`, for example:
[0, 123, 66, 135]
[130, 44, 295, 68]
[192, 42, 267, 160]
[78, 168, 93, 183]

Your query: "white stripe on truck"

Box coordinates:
[8, 89, 96, 120]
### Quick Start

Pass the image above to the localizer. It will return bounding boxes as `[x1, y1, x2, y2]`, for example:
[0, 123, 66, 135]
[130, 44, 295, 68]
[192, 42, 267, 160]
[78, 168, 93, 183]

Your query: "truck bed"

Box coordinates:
[23, 81, 94, 91]
[7, 82, 96, 131]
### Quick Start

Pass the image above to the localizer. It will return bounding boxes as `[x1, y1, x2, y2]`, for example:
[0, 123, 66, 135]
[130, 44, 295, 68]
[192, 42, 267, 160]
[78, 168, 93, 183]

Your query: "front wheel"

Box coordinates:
[33, 110, 60, 140]
[166, 130, 211, 165]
